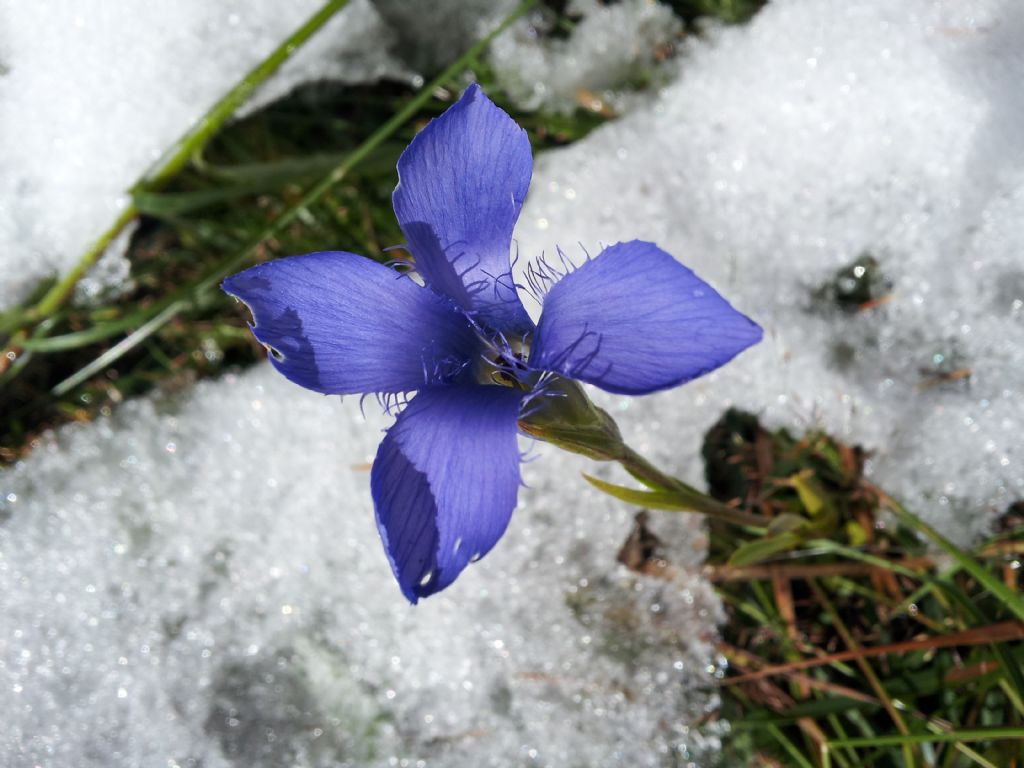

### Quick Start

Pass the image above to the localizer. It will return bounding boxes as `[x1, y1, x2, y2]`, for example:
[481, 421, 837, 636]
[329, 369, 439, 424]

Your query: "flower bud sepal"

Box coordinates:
[517, 376, 627, 462]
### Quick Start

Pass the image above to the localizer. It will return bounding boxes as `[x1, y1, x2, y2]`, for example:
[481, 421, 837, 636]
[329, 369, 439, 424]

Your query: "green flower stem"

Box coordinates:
[617, 444, 772, 529]
[45, 0, 539, 396]
[7, 0, 353, 339]
[518, 378, 770, 529]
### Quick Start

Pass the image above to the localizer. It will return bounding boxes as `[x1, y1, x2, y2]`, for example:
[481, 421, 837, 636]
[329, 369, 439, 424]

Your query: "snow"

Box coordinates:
[3, 0, 1024, 765]
[1, 369, 723, 767]
[490, 0, 682, 115]
[370, 0, 519, 74]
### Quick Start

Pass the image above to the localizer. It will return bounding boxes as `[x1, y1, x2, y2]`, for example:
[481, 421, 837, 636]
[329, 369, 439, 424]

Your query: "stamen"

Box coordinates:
[521, 246, 582, 304]
[373, 391, 413, 417]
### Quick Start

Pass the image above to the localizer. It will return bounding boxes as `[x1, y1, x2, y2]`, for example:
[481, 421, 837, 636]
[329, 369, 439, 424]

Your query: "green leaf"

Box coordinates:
[766, 724, 817, 768]
[845, 519, 869, 546]
[727, 531, 804, 567]
[790, 471, 829, 516]
[582, 474, 702, 512]
[134, 183, 279, 216]
[767, 512, 811, 534]
[890, 503, 1024, 624]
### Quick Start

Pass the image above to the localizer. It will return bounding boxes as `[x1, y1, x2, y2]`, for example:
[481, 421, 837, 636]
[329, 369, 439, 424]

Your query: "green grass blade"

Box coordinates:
[22, 302, 175, 352]
[583, 473, 771, 529]
[827, 727, 1024, 748]
[807, 579, 916, 768]
[52, 302, 186, 396]
[728, 532, 804, 567]
[582, 473, 708, 511]
[942, 735, 1000, 768]
[888, 501, 1024, 623]
[766, 724, 817, 768]
[811, 537, 1024, 710]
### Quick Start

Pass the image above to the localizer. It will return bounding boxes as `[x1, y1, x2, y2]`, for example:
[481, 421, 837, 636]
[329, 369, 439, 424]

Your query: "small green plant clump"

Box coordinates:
[811, 252, 893, 314]
[696, 409, 1024, 767]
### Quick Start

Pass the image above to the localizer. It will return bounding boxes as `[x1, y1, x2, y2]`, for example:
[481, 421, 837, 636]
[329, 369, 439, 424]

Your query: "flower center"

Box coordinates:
[475, 336, 534, 390]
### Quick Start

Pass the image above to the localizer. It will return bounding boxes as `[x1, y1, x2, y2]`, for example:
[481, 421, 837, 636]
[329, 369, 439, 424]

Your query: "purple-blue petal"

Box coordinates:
[392, 84, 534, 335]
[222, 251, 477, 395]
[370, 385, 524, 603]
[529, 241, 762, 395]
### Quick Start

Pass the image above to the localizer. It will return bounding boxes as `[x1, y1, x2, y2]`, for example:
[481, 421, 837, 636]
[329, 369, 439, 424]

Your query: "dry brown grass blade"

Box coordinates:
[722, 642, 988, 753]
[979, 540, 1024, 557]
[807, 579, 913, 748]
[943, 660, 1001, 685]
[720, 643, 834, 761]
[705, 556, 935, 582]
[917, 367, 972, 392]
[771, 574, 810, 698]
[721, 643, 878, 707]
[722, 621, 1024, 686]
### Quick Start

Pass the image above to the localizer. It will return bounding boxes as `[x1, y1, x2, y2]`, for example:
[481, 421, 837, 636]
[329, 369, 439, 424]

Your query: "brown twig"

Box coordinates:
[704, 556, 936, 582]
[721, 621, 1024, 686]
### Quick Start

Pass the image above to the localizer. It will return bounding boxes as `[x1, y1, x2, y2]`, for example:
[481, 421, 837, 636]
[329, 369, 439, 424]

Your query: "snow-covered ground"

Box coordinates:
[1, 369, 723, 767]
[3, 0, 1024, 765]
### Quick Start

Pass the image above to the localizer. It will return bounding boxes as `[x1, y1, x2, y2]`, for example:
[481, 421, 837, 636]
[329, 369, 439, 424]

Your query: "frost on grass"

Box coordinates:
[515, 0, 1023, 544]
[0, 368, 723, 767]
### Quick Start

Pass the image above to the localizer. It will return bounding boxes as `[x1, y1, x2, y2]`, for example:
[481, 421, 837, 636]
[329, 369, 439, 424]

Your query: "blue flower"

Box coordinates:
[222, 84, 762, 603]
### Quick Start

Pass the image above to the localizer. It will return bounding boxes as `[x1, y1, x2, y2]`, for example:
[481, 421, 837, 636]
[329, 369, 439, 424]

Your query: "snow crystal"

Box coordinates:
[242, 0, 413, 116]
